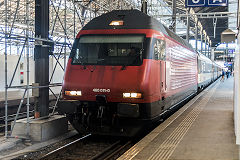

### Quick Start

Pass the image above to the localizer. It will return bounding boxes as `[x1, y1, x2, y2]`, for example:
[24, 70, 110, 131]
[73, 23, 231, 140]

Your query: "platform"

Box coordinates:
[0, 87, 61, 101]
[119, 77, 239, 160]
[0, 87, 61, 107]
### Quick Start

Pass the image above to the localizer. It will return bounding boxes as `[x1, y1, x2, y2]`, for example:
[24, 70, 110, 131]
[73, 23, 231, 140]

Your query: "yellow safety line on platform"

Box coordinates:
[118, 80, 220, 160]
[148, 82, 219, 160]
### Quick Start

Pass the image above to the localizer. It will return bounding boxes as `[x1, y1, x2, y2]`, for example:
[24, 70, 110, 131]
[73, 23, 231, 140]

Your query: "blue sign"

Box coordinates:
[224, 62, 229, 67]
[185, 0, 228, 7]
[208, 0, 228, 6]
[228, 49, 234, 54]
[186, 0, 205, 7]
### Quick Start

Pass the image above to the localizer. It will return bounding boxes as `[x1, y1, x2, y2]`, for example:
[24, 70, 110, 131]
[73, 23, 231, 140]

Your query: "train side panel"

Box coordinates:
[164, 37, 198, 109]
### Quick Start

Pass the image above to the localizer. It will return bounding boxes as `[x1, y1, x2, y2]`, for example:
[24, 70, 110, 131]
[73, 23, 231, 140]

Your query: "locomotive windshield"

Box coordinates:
[71, 35, 144, 66]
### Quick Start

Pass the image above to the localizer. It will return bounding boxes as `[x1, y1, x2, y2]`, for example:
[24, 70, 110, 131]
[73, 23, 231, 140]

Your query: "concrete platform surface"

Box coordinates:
[119, 77, 240, 160]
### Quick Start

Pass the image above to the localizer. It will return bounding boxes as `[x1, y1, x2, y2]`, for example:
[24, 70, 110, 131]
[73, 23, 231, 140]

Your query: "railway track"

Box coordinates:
[40, 133, 92, 159]
[0, 100, 57, 133]
[39, 134, 132, 160]
[91, 140, 132, 160]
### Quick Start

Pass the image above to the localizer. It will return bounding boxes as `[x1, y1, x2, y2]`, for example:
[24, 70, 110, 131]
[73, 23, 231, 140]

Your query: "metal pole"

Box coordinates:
[208, 42, 211, 59]
[205, 36, 207, 56]
[195, 24, 198, 52]
[141, 0, 147, 14]
[201, 30, 203, 54]
[226, 43, 228, 62]
[172, 0, 176, 33]
[64, 0, 66, 70]
[90, 2, 92, 20]
[35, 0, 50, 117]
[94, 3, 96, 18]
[213, 18, 217, 38]
[186, 10, 190, 42]
[211, 48, 215, 61]
[26, 0, 30, 137]
[74, 1, 76, 38]
[4, 0, 8, 138]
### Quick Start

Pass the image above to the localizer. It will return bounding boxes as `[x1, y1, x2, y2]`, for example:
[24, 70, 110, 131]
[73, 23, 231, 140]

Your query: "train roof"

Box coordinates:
[82, 10, 166, 32]
[198, 52, 213, 64]
[82, 9, 194, 51]
[197, 52, 222, 69]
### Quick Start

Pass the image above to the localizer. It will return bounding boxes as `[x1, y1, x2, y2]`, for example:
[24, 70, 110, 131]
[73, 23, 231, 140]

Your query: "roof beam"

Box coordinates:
[154, 12, 237, 19]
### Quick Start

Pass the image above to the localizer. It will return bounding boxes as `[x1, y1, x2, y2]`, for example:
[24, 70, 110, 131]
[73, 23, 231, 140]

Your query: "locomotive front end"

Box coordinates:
[58, 33, 151, 136]
[57, 9, 172, 136]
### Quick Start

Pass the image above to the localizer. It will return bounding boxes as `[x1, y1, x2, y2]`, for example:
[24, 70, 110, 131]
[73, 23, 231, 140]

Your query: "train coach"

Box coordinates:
[58, 9, 220, 136]
[197, 53, 222, 91]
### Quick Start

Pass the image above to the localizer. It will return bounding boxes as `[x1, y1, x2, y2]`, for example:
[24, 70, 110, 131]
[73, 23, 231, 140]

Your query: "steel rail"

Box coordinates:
[91, 140, 132, 160]
[40, 133, 92, 159]
[90, 140, 122, 160]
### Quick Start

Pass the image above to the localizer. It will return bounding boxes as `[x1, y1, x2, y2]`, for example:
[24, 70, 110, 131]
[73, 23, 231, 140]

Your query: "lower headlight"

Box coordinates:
[123, 93, 142, 98]
[65, 91, 82, 96]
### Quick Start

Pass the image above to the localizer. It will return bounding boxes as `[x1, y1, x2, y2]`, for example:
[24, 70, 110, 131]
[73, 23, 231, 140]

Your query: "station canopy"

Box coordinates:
[0, 0, 231, 55]
[164, 0, 228, 47]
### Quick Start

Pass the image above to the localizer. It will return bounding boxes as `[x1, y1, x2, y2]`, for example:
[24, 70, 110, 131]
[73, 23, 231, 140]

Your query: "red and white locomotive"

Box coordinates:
[58, 10, 220, 136]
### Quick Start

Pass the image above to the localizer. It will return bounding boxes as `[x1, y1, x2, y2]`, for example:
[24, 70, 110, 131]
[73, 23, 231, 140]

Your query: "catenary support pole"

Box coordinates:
[74, 1, 76, 38]
[211, 48, 215, 61]
[141, 0, 147, 14]
[195, 23, 198, 52]
[4, 0, 8, 138]
[186, 10, 190, 42]
[226, 43, 228, 62]
[172, 0, 176, 33]
[26, 0, 30, 137]
[208, 42, 211, 59]
[205, 36, 207, 56]
[35, 0, 50, 117]
[201, 30, 203, 54]
[64, 0, 66, 69]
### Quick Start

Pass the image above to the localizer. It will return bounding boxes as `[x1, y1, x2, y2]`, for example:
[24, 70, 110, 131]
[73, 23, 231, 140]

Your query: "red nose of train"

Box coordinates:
[62, 59, 148, 103]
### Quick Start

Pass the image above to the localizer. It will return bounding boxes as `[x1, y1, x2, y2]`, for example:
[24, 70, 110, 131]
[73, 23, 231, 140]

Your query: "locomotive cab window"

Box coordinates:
[154, 39, 166, 60]
[71, 35, 144, 66]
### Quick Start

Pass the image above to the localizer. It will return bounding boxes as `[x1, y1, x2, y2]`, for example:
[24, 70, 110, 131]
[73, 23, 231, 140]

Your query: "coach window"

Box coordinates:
[198, 60, 201, 73]
[154, 41, 159, 60]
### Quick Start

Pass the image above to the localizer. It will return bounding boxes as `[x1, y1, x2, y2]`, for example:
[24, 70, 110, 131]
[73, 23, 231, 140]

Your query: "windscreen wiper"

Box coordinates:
[97, 58, 105, 62]
[121, 65, 126, 70]
[79, 56, 86, 69]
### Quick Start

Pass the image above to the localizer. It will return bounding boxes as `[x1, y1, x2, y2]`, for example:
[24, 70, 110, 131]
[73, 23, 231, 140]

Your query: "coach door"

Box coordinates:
[154, 39, 166, 96]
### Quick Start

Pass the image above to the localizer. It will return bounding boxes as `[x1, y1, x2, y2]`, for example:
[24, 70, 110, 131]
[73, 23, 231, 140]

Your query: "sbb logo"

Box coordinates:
[93, 88, 111, 93]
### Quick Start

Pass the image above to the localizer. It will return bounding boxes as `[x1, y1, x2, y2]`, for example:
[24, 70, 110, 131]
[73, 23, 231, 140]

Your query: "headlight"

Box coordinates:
[109, 20, 124, 26]
[123, 93, 142, 99]
[65, 91, 82, 96]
